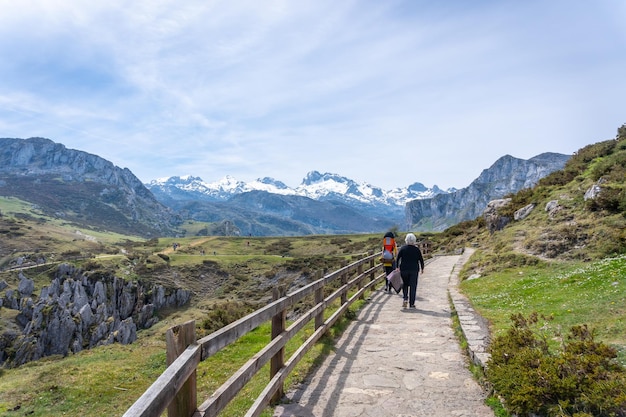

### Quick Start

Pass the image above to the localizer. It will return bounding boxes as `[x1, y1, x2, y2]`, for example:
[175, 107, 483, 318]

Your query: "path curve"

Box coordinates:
[273, 250, 493, 417]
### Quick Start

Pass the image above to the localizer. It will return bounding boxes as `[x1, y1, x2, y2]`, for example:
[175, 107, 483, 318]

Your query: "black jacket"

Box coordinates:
[396, 244, 425, 273]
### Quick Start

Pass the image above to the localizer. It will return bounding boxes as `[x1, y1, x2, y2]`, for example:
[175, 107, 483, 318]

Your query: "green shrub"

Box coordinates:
[200, 301, 257, 333]
[264, 240, 293, 255]
[586, 186, 626, 214]
[539, 169, 577, 187]
[487, 313, 626, 417]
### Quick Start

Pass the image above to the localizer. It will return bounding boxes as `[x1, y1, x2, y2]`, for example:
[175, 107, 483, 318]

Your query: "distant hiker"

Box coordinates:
[381, 231, 397, 292]
[396, 233, 425, 308]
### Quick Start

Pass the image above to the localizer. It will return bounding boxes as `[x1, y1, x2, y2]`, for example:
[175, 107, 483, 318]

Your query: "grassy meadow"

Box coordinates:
[461, 254, 626, 365]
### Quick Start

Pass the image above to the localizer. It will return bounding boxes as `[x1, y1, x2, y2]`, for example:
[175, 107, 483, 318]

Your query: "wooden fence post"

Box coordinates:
[165, 320, 197, 417]
[357, 264, 364, 300]
[340, 260, 348, 305]
[314, 270, 324, 329]
[270, 286, 286, 404]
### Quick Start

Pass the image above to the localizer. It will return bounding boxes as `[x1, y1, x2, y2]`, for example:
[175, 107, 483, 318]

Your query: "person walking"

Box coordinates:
[381, 231, 397, 292]
[395, 233, 425, 308]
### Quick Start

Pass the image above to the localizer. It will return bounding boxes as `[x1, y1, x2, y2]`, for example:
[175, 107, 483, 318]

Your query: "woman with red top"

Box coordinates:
[381, 231, 397, 292]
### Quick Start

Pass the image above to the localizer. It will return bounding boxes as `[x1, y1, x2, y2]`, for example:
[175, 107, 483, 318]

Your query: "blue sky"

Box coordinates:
[1, 1, 624, 190]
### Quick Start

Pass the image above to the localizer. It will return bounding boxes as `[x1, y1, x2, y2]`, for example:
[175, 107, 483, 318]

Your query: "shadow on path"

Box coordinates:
[274, 252, 494, 417]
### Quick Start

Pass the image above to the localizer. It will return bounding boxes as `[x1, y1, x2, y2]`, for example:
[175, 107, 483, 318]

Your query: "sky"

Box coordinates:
[0, 1, 625, 191]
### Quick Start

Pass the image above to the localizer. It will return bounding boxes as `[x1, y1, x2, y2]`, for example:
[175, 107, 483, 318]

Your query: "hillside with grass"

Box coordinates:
[434, 125, 626, 351]
[436, 125, 626, 416]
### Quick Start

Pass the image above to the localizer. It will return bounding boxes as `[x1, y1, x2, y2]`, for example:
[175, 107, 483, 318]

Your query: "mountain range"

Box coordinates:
[147, 172, 451, 205]
[0, 137, 571, 237]
[146, 153, 571, 234]
[145, 172, 454, 235]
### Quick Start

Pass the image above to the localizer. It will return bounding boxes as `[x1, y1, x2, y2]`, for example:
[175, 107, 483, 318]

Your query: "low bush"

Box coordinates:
[200, 301, 257, 333]
[487, 313, 626, 417]
[586, 185, 626, 215]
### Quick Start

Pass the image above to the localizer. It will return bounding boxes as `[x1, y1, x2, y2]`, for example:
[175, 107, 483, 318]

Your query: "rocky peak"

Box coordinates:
[405, 153, 571, 231]
[0, 137, 182, 237]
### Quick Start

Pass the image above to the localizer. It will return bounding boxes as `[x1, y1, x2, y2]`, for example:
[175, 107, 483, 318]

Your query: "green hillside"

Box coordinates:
[437, 125, 626, 356]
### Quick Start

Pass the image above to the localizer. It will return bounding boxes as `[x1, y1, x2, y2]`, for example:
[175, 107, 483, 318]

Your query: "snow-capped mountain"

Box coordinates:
[146, 171, 438, 236]
[147, 171, 452, 207]
[146, 151, 570, 236]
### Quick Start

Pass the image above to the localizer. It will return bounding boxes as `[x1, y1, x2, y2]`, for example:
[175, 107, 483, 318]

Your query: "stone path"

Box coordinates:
[273, 250, 494, 417]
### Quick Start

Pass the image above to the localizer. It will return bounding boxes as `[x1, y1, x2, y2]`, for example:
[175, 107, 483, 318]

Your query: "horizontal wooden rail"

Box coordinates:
[123, 252, 382, 417]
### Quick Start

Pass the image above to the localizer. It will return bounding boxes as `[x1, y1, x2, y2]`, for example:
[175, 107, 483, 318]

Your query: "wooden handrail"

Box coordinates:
[122, 252, 381, 417]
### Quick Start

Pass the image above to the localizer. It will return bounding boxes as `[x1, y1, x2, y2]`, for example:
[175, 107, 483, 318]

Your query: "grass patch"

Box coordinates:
[0, 268, 372, 417]
[461, 255, 626, 364]
[0, 340, 166, 416]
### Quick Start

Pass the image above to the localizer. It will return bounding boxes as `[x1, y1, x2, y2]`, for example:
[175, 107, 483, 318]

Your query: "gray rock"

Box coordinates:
[18, 273, 34, 297]
[92, 280, 106, 307]
[44, 307, 76, 356]
[545, 200, 559, 212]
[483, 198, 512, 233]
[514, 203, 535, 221]
[176, 289, 192, 307]
[584, 180, 606, 201]
[11, 334, 42, 366]
[78, 304, 95, 332]
[115, 318, 137, 345]
[58, 279, 74, 308]
[154, 285, 166, 309]
[72, 336, 84, 354]
[90, 321, 109, 347]
[72, 281, 90, 314]
[118, 283, 136, 319]
[3, 289, 19, 310]
[137, 304, 155, 329]
[57, 263, 76, 278]
[545, 200, 562, 218]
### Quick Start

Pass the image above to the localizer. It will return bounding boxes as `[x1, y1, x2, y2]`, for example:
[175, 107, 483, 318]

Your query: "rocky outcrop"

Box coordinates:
[483, 199, 512, 233]
[405, 153, 571, 231]
[514, 203, 536, 221]
[0, 263, 191, 368]
[584, 178, 607, 201]
[545, 200, 562, 218]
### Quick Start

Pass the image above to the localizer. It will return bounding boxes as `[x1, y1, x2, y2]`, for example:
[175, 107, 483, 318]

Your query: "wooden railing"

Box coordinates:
[122, 252, 382, 417]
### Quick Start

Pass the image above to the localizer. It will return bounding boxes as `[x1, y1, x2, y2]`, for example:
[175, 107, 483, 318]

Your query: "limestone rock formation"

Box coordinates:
[1, 263, 191, 368]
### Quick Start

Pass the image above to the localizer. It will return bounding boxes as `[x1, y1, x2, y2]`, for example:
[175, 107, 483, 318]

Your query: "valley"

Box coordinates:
[0, 126, 625, 416]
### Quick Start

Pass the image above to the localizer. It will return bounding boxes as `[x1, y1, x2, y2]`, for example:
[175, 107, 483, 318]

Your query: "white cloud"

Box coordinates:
[0, 0, 624, 189]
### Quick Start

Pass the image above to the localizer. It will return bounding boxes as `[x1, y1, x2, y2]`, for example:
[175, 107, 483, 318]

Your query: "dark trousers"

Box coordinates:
[401, 270, 419, 306]
[384, 265, 394, 290]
